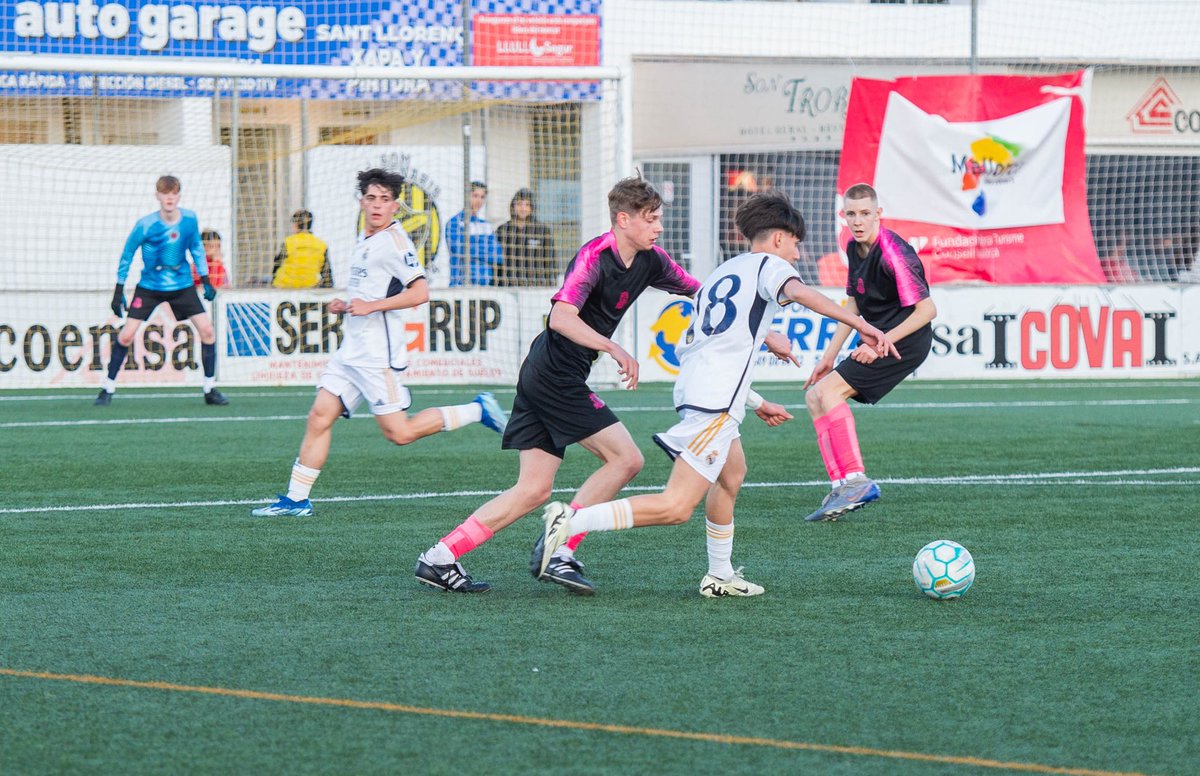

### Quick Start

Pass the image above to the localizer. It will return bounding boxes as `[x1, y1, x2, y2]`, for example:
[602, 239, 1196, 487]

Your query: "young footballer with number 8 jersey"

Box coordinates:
[536, 191, 896, 596]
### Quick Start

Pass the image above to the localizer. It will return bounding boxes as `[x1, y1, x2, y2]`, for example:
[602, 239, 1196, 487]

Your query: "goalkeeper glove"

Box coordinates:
[200, 278, 217, 301]
[111, 284, 126, 317]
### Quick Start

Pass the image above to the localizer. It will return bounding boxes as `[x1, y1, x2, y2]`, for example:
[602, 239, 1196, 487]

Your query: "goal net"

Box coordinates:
[0, 59, 621, 388]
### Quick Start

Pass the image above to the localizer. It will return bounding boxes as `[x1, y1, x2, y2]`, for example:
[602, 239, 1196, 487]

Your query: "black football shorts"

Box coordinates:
[502, 362, 620, 458]
[128, 285, 206, 321]
[835, 325, 933, 405]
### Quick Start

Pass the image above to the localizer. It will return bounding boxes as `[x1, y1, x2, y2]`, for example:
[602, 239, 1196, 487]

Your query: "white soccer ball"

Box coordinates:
[912, 540, 975, 600]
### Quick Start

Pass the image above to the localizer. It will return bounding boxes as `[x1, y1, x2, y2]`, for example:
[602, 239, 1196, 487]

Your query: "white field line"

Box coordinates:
[0, 388, 499, 402]
[901, 380, 1200, 390]
[2, 379, 1199, 403]
[0, 391, 315, 402]
[2, 397, 1196, 429]
[1, 467, 1196, 515]
[852, 398, 1197, 409]
[0, 414, 307, 428]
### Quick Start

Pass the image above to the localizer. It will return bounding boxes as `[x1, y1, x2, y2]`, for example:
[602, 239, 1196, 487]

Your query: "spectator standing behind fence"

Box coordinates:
[273, 209, 332, 288]
[1098, 232, 1139, 285]
[1176, 225, 1200, 283]
[1166, 225, 1199, 282]
[193, 229, 229, 288]
[445, 181, 503, 286]
[496, 188, 557, 286]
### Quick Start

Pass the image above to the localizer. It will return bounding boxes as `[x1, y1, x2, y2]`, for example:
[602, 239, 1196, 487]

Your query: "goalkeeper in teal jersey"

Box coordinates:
[94, 175, 229, 406]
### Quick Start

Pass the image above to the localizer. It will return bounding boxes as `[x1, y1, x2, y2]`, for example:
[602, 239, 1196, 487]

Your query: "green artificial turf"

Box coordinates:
[0, 380, 1196, 775]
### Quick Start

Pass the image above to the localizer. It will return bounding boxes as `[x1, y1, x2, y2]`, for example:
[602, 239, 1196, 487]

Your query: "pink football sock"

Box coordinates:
[812, 414, 843, 482]
[440, 515, 494, 559]
[825, 403, 865, 479]
[566, 502, 587, 551]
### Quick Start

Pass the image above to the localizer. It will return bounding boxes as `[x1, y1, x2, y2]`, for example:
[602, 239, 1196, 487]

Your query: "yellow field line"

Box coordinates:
[0, 667, 1151, 776]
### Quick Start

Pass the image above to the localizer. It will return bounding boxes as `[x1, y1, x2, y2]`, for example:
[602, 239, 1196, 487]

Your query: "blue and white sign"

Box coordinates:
[0, 0, 602, 99]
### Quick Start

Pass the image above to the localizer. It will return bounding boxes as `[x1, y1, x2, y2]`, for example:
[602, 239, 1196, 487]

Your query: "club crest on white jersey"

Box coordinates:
[336, 223, 425, 370]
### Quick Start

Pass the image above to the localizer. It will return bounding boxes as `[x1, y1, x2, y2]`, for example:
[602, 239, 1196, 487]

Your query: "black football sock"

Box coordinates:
[106, 343, 130, 381]
[201, 342, 216, 379]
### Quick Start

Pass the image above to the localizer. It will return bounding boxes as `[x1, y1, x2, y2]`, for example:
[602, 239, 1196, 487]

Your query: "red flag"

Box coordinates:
[837, 72, 1103, 284]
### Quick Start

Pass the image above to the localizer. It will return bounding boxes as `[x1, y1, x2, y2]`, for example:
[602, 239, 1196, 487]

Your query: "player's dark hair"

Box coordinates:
[470, 180, 488, 193]
[200, 228, 221, 242]
[156, 175, 181, 193]
[292, 209, 314, 230]
[844, 182, 878, 204]
[357, 168, 406, 199]
[736, 191, 807, 243]
[608, 171, 662, 224]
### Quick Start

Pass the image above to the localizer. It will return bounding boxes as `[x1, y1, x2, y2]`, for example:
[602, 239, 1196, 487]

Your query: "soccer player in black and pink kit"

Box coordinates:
[802, 183, 938, 521]
[415, 174, 701, 594]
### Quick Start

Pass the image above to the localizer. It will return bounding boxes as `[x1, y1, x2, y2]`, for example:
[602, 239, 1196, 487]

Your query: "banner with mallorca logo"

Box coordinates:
[837, 72, 1104, 284]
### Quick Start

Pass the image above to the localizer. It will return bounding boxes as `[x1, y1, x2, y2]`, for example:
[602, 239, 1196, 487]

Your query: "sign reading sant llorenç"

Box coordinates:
[837, 71, 1103, 284]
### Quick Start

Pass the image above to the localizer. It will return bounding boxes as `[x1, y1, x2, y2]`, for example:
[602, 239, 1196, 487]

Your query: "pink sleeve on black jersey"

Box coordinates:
[552, 232, 614, 309]
[879, 230, 930, 307]
[650, 245, 701, 296]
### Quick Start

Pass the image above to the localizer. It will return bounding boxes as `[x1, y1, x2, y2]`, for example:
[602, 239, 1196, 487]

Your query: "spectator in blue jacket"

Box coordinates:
[445, 181, 503, 286]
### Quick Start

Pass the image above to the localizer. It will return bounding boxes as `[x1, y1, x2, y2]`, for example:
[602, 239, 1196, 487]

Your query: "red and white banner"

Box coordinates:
[472, 14, 600, 67]
[837, 72, 1104, 284]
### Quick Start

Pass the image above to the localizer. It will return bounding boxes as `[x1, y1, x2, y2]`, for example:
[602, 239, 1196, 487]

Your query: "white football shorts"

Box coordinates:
[654, 409, 741, 483]
[318, 356, 412, 417]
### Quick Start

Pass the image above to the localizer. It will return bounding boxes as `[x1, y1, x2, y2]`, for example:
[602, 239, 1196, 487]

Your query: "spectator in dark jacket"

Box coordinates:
[496, 188, 557, 286]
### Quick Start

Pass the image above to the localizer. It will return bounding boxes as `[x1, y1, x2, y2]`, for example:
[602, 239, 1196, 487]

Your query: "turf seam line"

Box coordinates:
[0, 668, 1154, 776]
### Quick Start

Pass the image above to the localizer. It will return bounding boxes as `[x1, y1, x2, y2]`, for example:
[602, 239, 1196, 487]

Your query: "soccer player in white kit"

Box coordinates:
[251, 169, 507, 517]
[534, 191, 896, 596]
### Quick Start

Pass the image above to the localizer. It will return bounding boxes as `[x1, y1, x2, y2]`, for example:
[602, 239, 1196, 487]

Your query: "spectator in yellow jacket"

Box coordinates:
[273, 209, 332, 288]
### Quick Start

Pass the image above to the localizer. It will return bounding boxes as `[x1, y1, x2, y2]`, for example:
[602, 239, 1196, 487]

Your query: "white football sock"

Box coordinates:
[424, 542, 455, 566]
[439, 402, 483, 431]
[706, 519, 735, 579]
[568, 499, 635, 533]
[286, 459, 321, 502]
